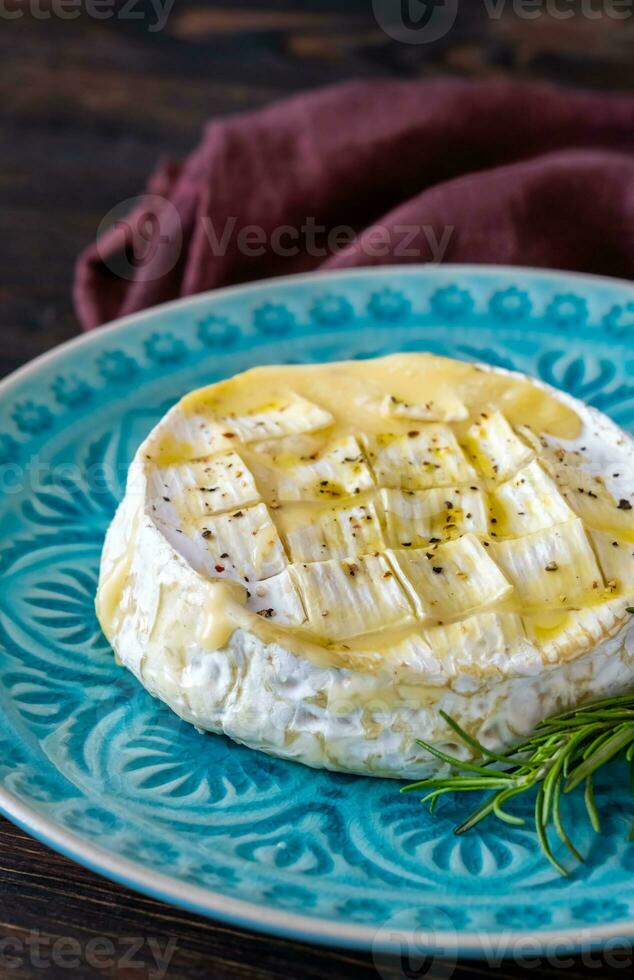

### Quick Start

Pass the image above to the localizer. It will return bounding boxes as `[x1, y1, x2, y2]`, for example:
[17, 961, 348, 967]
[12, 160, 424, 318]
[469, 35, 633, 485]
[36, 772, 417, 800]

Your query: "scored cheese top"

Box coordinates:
[98, 353, 634, 680]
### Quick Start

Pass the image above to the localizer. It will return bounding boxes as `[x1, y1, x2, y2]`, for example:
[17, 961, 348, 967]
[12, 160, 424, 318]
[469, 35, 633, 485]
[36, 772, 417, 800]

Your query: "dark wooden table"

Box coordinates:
[1, 3, 633, 976]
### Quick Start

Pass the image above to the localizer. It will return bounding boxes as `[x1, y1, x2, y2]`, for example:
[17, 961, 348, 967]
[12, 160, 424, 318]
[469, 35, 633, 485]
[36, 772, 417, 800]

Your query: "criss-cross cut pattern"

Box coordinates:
[148, 396, 634, 652]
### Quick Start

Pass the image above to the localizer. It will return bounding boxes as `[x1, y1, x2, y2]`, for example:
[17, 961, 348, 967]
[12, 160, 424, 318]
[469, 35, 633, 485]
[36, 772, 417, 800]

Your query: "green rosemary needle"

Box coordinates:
[401, 693, 634, 876]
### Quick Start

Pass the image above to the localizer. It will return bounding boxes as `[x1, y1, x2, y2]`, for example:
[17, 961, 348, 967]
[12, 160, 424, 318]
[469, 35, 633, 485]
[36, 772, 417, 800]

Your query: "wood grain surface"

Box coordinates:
[1, 2, 633, 976]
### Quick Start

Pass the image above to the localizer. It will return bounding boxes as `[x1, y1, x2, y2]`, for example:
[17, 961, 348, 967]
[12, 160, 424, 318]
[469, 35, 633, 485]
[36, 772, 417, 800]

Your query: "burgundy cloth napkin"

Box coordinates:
[74, 79, 634, 329]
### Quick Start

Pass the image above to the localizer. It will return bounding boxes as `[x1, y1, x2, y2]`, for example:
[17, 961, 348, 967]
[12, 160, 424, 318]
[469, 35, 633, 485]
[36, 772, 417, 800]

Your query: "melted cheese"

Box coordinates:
[95, 507, 140, 633]
[198, 581, 249, 650]
[98, 353, 634, 676]
[180, 354, 581, 440]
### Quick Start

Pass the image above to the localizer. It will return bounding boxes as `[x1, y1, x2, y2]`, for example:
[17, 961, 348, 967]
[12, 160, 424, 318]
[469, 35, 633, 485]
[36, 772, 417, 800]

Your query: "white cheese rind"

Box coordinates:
[97, 364, 634, 779]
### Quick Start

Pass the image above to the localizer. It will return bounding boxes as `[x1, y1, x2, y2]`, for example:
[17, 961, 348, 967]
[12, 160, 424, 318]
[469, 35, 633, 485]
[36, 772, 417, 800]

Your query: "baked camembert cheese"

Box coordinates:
[96, 354, 634, 777]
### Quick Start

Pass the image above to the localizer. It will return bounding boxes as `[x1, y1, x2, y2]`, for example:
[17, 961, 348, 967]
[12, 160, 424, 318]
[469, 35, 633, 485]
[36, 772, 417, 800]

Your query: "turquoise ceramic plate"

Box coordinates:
[2, 266, 634, 956]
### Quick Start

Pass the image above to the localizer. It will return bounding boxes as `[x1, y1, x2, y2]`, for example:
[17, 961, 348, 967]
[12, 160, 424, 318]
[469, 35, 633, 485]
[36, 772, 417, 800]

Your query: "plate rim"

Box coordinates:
[2, 262, 634, 400]
[2, 780, 634, 955]
[2, 262, 634, 955]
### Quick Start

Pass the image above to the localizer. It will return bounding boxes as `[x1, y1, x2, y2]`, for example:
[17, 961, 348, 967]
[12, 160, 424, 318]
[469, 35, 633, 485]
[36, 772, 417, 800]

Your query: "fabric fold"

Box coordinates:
[74, 79, 634, 329]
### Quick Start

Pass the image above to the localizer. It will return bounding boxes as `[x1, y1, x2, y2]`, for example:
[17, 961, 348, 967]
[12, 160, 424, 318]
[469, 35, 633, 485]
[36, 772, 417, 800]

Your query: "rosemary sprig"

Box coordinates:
[401, 693, 634, 875]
